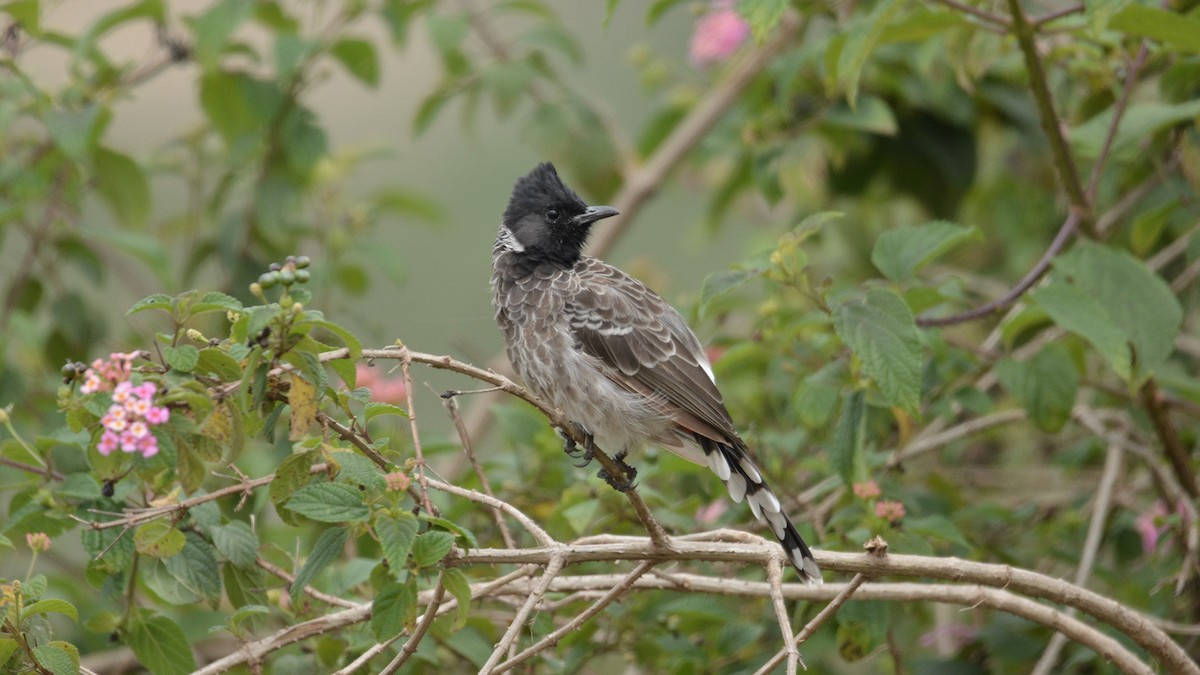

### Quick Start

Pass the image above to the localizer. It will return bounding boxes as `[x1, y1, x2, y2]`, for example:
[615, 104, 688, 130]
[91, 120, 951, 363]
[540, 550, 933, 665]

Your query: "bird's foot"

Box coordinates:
[597, 450, 638, 492]
[559, 425, 596, 467]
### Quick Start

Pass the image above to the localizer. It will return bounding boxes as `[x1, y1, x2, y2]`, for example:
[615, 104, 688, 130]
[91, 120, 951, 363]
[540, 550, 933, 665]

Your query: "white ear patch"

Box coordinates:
[498, 227, 525, 252]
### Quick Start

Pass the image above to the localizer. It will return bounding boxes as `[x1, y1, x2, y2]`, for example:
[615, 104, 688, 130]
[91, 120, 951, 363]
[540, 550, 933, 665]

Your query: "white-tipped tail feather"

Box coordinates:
[697, 437, 822, 585]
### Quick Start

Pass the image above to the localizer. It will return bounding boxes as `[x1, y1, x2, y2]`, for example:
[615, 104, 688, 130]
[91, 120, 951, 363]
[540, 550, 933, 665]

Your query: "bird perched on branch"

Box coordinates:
[490, 162, 821, 584]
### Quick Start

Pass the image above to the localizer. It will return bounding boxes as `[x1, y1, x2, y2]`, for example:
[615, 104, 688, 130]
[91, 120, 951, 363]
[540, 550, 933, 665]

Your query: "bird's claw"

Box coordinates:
[598, 450, 638, 492]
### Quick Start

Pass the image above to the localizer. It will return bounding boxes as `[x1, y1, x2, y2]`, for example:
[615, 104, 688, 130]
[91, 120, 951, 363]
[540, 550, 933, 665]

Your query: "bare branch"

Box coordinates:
[480, 553, 567, 673]
[755, 573, 867, 675]
[399, 347, 434, 513]
[764, 557, 801, 675]
[380, 573, 447, 674]
[427, 477, 556, 548]
[442, 394, 516, 548]
[493, 561, 656, 673]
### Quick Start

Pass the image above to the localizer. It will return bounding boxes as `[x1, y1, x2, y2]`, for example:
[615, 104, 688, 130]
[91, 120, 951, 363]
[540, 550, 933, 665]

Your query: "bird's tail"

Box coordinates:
[697, 436, 822, 584]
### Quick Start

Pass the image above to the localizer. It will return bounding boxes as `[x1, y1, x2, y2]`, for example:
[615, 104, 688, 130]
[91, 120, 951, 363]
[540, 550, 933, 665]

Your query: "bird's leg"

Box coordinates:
[597, 450, 638, 492]
[559, 423, 596, 467]
[574, 432, 597, 468]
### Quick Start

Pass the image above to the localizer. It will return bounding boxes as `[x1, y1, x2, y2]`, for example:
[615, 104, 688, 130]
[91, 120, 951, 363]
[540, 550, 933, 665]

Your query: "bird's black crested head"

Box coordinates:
[499, 162, 619, 268]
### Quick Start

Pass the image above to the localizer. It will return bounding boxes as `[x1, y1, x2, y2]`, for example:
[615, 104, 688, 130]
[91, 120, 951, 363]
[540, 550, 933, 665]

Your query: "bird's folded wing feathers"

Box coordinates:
[564, 259, 740, 444]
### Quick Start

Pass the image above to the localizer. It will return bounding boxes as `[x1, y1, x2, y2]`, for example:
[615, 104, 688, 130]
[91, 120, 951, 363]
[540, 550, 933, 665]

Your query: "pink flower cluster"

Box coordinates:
[98, 381, 169, 458]
[80, 353, 169, 459]
[80, 352, 147, 394]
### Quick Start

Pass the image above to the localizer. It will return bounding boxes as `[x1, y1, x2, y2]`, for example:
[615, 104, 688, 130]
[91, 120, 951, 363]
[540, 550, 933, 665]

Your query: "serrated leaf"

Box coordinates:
[135, 521, 187, 558]
[871, 220, 979, 280]
[164, 345, 200, 373]
[127, 612, 196, 675]
[370, 579, 416, 640]
[995, 343, 1078, 432]
[699, 269, 761, 318]
[291, 526, 349, 605]
[441, 569, 472, 629]
[829, 390, 865, 487]
[163, 533, 222, 600]
[410, 530, 455, 568]
[419, 514, 479, 549]
[1071, 98, 1200, 159]
[286, 482, 370, 522]
[21, 598, 78, 623]
[188, 0, 253, 70]
[376, 512, 419, 577]
[1034, 242, 1183, 385]
[31, 644, 75, 675]
[270, 451, 317, 525]
[288, 372, 317, 441]
[144, 558, 202, 605]
[834, 289, 922, 414]
[127, 293, 173, 315]
[365, 401, 408, 421]
[212, 520, 259, 568]
[191, 291, 244, 315]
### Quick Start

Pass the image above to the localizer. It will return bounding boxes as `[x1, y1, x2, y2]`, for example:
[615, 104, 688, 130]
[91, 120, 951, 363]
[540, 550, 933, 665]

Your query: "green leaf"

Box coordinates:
[188, 0, 253, 70]
[329, 451, 386, 490]
[199, 71, 284, 146]
[135, 521, 187, 558]
[163, 533, 222, 600]
[270, 451, 317, 525]
[127, 293, 173, 315]
[1030, 282, 1130, 380]
[365, 401, 408, 421]
[1036, 241, 1183, 384]
[823, 95, 898, 136]
[290, 526, 348, 605]
[370, 579, 416, 640]
[1130, 202, 1175, 256]
[376, 512, 419, 577]
[212, 520, 259, 568]
[144, 559, 203, 605]
[871, 220, 979, 280]
[31, 644, 76, 675]
[829, 390, 866, 487]
[1071, 98, 1200, 159]
[411, 530, 456, 568]
[738, 0, 787, 42]
[330, 37, 380, 86]
[191, 291, 244, 315]
[21, 598, 78, 623]
[441, 569, 472, 629]
[286, 482, 370, 522]
[834, 289, 922, 414]
[94, 147, 150, 226]
[1110, 5, 1200, 53]
[164, 345, 200, 373]
[127, 612, 196, 675]
[699, 269, 762, 318]
[995, 343, 1078, 433]
[196, 348, 243, 381]
[836, 0, 906, 108]
[45, 104, 108, 161]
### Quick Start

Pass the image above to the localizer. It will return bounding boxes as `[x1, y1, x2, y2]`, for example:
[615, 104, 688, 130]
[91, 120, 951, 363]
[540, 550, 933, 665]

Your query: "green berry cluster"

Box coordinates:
[255, 255, 311, 290]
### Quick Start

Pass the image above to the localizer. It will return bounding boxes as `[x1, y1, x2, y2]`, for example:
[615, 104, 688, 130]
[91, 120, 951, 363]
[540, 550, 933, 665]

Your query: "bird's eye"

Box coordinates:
[546, 208, 560, 222]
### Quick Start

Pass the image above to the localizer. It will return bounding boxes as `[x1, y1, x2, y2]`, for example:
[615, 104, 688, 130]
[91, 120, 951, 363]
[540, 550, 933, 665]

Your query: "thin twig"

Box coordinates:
[443, 394, 516, 548]
[399, 347, 433, 514]
[479, 553, 567, 674]
[380, 572, 447, 674]
[755, 573, 869, 675]
[1030, 439, 1124, 674]
[765, 557, 800, 675]
[256, 557, 358, 609]
[1031, 3, 1084, 26]
[492, 561, 656, 673]
[428, 478, 556, 547]
[0, 457, 64, 481]
[887, 409, 1026, 468]
[929, 0, 1010, 26]
[1140, 378, 1198, 499]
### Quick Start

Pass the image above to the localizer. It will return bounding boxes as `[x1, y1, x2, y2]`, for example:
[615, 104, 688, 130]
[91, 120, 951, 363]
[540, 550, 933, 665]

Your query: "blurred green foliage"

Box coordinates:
[1, 0, 1199, 672]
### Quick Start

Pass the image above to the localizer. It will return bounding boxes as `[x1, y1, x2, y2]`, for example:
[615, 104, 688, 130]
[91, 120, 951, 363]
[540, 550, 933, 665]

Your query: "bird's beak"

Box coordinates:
[573, 205, 620, 226]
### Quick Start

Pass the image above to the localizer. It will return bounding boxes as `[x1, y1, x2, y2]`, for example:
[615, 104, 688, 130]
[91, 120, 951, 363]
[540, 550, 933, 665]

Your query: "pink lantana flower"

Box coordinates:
[875, 500, 906, 523]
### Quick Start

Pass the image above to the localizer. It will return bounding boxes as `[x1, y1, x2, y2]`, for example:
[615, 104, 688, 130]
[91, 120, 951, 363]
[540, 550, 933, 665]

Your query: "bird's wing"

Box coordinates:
[564, 257, 738, 443]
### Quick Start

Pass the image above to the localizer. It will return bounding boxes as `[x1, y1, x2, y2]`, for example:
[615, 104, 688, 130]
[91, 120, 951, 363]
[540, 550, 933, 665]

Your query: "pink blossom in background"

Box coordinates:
[695, 499, 728, 525]
[1135, 500, 1185, 554]
[356, 364, 408, 404]
[25, 532, 51, 552]
[853, 480, 882, 500]
[690, 1, 750, 67]
[918, 623, 977, 650]
[875, 499, 906, 523]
